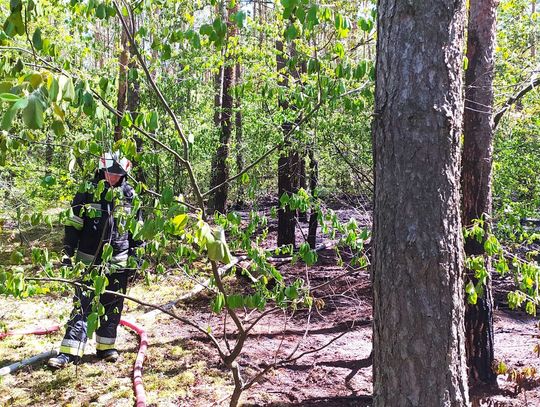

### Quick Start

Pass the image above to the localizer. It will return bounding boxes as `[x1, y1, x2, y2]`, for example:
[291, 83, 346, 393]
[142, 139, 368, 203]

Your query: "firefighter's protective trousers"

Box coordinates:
[59, 271, 130, 357]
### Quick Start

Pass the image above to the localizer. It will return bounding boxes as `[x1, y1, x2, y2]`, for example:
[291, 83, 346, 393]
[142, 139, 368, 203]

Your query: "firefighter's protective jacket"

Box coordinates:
[63, 173, 143, 267]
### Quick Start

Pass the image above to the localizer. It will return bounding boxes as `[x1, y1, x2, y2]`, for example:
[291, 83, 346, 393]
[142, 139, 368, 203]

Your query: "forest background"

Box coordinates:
[0, 0, 540, 406]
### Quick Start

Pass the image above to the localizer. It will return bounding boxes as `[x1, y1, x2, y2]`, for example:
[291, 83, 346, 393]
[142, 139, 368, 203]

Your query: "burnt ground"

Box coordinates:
[1, 204, 540, 406]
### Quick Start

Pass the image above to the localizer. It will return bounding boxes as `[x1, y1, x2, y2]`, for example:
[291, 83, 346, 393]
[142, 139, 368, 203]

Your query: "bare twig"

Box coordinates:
[494, 75, 540, 129]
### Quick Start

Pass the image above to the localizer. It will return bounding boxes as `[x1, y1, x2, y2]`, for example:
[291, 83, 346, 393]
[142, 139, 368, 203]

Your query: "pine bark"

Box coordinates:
[462, 0, 498, 385]
[372, 0, 470, 405]
[209, 2, 238, 214]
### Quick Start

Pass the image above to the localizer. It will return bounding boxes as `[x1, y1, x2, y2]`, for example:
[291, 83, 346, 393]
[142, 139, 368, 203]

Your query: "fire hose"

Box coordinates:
[0, 319, 147, 407]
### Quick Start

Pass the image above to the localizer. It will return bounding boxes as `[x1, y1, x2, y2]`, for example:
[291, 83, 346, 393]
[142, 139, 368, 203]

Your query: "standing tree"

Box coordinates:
[114, 25, 129, 142]
[461, 0, 498, 385]
[372, 0, 470, 405]
[209, 0, 238, 214]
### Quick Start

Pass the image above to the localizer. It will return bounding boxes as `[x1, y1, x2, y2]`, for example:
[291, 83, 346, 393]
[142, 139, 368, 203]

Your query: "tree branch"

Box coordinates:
[493, 75, 540, 129]
[26, 276, 226, 360]
[113, 1, 205, 213]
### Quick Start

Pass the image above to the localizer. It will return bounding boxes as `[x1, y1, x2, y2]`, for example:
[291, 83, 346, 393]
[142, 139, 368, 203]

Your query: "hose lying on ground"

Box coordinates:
[120, 318, 148, 407]
[0, 350, 58, 376]
[0, 325, 60, 340]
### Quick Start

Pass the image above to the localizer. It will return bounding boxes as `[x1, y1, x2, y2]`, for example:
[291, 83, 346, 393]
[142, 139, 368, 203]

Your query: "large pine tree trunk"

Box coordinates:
[209, 2, 238, 214]
[372, 1, 469, 405]
[462, 0, 498, 385]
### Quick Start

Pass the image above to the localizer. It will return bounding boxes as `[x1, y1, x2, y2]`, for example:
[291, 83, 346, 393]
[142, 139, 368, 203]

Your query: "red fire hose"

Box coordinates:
[0, 320, 147, 407]
[0, 325, 60, 340]
[120, 318, 148, 407]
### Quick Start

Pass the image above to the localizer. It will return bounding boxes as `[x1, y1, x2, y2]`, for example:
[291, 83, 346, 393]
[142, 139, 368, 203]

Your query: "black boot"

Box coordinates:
[96, 349, 119, 362]
[47, 353, 80, 369]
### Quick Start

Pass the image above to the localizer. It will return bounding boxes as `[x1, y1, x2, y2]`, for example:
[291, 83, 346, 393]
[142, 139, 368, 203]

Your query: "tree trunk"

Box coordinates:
[372, 0, 469, 405]
[114, 27, 129, 142]
[462, 0, 498, 386]
[276, 39, 297, 248]
[298, 155, 308, 222]
[307, 148, 318, 249]
[209, 1, 238, 214]
[235, 62, 245, 207]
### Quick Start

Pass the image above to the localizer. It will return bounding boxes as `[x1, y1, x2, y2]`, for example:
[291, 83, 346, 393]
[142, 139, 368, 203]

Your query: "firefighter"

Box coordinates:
[48, 152, 144, 369]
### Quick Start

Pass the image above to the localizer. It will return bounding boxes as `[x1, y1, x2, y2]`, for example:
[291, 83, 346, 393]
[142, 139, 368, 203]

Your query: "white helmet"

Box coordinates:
[99, 152, 132, 175]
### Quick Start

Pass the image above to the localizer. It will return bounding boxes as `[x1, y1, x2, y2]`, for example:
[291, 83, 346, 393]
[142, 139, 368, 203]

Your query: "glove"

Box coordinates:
[61, 255, 72, 267]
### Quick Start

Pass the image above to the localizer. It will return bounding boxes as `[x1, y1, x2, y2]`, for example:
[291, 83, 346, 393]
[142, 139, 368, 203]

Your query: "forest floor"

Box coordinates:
[1, 203, 540, 406]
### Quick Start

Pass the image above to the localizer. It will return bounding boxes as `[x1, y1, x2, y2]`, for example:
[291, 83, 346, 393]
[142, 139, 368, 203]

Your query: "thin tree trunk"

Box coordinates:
[532, 0, 537, 57]
[114, 27, 129, 142]
[235, 62, 245, 207]
[307, 148, 318, 249]
[276, 39, 296, 247]
[462, 0, 498, 386]
[209, 1, 238, 214]
[372, 0, 469, 405]
[298, 155, 308, 222]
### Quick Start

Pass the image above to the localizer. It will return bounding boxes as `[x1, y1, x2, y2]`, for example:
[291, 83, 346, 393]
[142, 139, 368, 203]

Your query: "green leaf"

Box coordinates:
[170, 214, 188, 235]
[10, 250, 23, 265]
[96, 3, 106, 19]
[22, 94, 44, 129]
[279, 192, 290, 207]
[334, 42, 345, 59]
[212, 292, 225, 313]
[89, 140, 101, 155]
[87, 312, 99, 338]
[60, 76, 75, 101]
[51, 120, 65, 136]
[284, 24, 298, 41]
[284, 285, 298, 300]
[101, 243, 113, 262]
[120, 112, 133, 127]
[358, 17, 373, 32]
[234, 11, 246, 28]
[32, 28, 43, 50]
[226, 294, 244, 309]
[306, 5, 319, 27]
[48, 77, 60, 102]
[41, 174, 56, 187]
[526, 301, 536, 316]
[161, 44, 171, 60]
[148, 111, 158, 131]
[161, 186, 174, 205]
[82, 92, 96, 117]
[98, 77, 108, 91]
[199, 24, 214, 35]
[465, 281, 477, 305]
[1, 106, 17, 130]
[26, 73, 43, 89]
[0, 93, 20, 102]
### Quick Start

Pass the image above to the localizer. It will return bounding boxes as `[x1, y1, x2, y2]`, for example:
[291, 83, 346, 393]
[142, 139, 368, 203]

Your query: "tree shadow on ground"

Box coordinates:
[244, 395, 372, 406]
